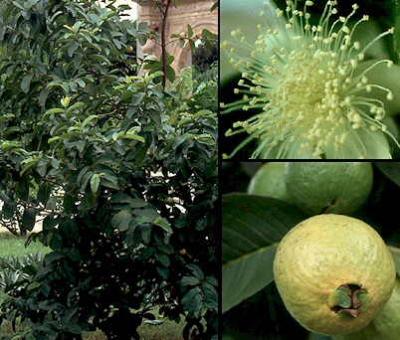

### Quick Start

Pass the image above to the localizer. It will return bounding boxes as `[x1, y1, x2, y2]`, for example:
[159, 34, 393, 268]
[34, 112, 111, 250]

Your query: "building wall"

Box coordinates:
[98, 0, 217, 72]
[138, 0, 217, 72]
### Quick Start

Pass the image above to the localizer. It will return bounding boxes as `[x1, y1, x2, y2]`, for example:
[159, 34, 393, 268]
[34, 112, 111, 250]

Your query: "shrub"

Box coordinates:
[0, 1, 217, 339]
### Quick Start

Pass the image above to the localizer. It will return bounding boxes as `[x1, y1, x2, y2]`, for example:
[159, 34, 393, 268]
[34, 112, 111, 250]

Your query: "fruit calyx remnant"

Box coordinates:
[329, 284, 368, 318]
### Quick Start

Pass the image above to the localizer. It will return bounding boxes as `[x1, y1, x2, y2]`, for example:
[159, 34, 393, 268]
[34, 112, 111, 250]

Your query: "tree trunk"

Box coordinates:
[161, 0, 172, 89]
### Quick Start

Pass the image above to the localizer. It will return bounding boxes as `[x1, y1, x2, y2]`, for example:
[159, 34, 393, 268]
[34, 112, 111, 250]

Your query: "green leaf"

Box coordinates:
[81, 115, 99, 129]
[182, 287, 203, 318]
[223, 194, 306, 263]
[68, 42, 79, 57]
[16, 179, 30, 201]
[48, 136, 62, 144]
[111, 210, 132, 232]
[111, 193, 147, 208]
[181, 276, 200, 287]
[45, 197, 58, 211]
[21, 208, 36, 233]
[39, 88, 50, 108]
[122, 132, 145, 143]
[222, 244, 277, 313]
[203, 282, 218, 310]
[101, 172, 120, 190]
[153, 216, 172, 233]
[79, 170, 93, 192]
[1, 201, 15, 219]
[66, 101, 85, 113]
[389, 246, 400, 275]
[21, 74, 33, 94]
[222, 194, 307, 313]
[187, 24, 194, 38]
[166, 65, 176, 82]
[157, 254, 170, 267]
[376, 162, 400, 186]
[37, 184, 51, 204]
[44, 108, 65, 117]
[186, 264, 204, 281]
[90, 173, 101, 194]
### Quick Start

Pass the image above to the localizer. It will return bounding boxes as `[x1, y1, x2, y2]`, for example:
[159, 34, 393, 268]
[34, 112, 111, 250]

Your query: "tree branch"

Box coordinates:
[160, 0, 172, 89]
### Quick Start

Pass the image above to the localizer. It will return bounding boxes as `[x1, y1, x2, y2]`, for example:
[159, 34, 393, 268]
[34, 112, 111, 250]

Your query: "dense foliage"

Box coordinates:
[0, 1, 217, 339]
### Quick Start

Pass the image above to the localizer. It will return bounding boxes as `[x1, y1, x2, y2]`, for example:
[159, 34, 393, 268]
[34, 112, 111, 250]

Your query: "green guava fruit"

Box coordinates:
[286, 162, 373, 215]
[273, 214, 396, 336]
[333, 278, 400, 340]
[247, 163, 290, 201]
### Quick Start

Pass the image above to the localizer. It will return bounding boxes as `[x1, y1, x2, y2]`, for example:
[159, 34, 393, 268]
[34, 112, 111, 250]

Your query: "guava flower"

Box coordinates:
[222, 0, 399, 159]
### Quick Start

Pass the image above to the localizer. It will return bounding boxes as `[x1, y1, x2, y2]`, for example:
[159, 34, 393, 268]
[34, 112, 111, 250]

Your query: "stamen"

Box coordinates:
[222, 0, 397, 159]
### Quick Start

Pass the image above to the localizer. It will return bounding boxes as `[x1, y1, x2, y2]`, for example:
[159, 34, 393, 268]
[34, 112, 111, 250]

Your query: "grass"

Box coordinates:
[138, 322, 183, 340]
[0, 232, 50, 257]
[82, 319, 184, 339]
[1, 320, 183, 339]
[0, 232, 184, 339]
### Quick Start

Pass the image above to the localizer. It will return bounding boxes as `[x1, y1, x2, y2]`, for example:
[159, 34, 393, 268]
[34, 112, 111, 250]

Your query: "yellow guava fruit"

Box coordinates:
[333, 278, 400, 340]
[247, 163, 290, 201]
[273, 214, 396, 335]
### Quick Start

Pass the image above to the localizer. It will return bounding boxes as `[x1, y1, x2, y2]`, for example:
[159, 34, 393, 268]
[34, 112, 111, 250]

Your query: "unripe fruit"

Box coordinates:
[286, 162, 373, 215]
[274, 214, 396, 335]
[247, 162, 373, 215]
[247, 163, 290, 201]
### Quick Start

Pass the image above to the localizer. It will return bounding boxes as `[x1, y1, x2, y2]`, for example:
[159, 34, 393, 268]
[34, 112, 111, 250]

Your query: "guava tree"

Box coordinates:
[0, 0, 217, 339]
